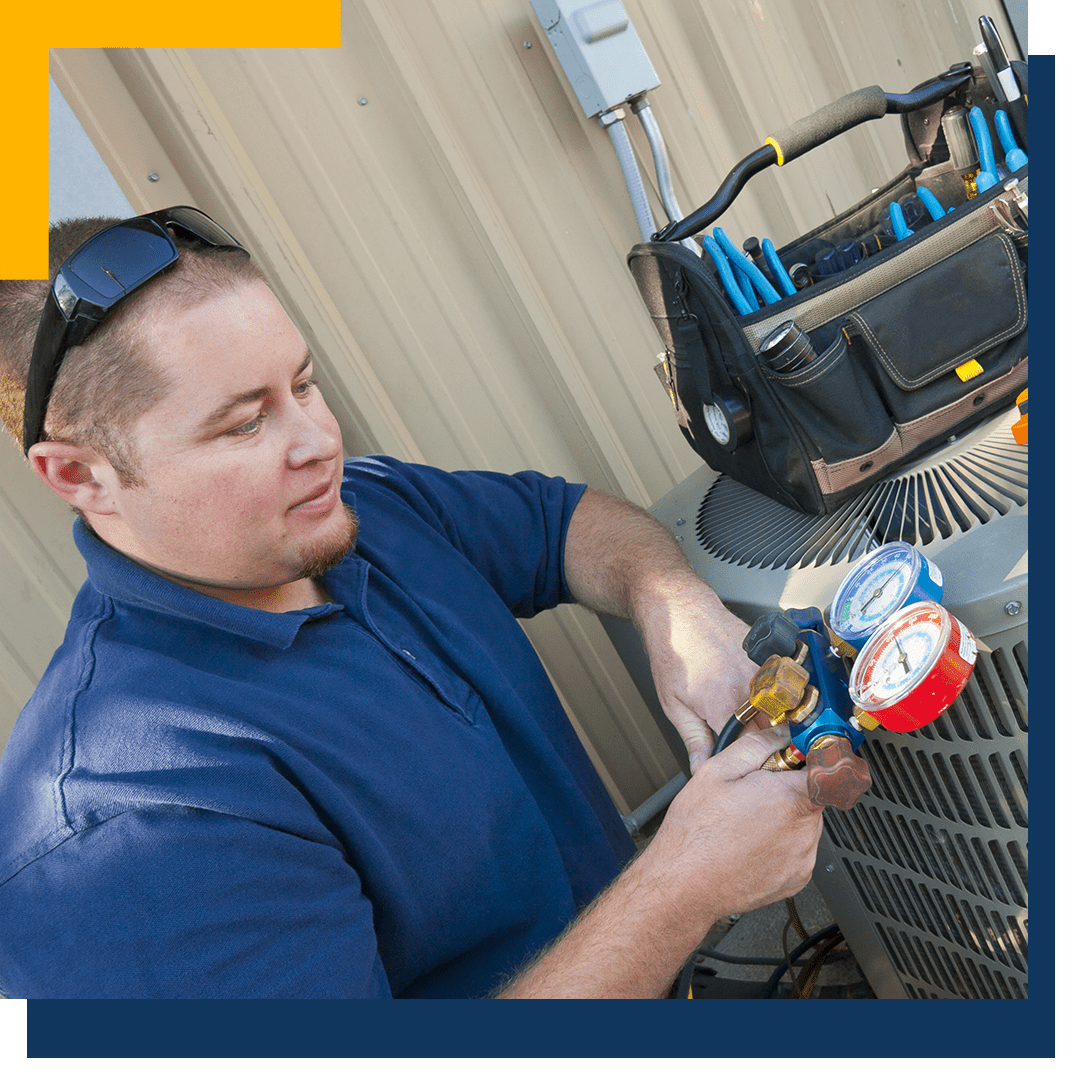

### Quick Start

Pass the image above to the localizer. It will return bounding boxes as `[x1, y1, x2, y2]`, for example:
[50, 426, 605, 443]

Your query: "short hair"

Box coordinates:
[0, 215, 265, 485]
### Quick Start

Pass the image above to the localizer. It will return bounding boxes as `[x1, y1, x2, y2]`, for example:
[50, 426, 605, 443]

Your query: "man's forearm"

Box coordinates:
[563, 486, 700, 623]
[563, 486, 759, 771]
[495, 841, 712, 998]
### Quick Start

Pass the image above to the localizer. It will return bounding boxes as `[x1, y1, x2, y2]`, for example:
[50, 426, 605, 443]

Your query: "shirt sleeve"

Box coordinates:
[343, 456, 587, 618]
[0, 806, 392, 999]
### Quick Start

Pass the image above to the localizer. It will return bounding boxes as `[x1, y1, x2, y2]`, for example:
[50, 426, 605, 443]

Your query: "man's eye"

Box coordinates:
[295, 378, 318, 397]
[229, 414, 265, 436]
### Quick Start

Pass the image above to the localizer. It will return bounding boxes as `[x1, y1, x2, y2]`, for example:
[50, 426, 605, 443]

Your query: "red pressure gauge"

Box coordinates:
[848, 601, 978, 733]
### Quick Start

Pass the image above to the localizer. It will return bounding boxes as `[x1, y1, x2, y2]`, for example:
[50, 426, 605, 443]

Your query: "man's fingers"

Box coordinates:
[660, 697, 724, 776]
[709, 724, 793, 778]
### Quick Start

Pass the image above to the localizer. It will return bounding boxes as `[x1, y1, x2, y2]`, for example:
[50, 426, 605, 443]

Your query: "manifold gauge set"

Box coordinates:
[827, 542, 978, 733]
[728, 540, 980, 810]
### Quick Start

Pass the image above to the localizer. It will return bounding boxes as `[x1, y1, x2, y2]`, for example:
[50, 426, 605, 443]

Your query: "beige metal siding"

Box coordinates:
[3, 0, 1022, 809]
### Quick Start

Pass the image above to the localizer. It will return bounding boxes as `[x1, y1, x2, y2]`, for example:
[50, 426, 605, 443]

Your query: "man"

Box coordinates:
[0, 207, 823, 998]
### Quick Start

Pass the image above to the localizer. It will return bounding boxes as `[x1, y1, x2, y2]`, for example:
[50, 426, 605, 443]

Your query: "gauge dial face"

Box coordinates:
[850, 607, 947, 710]
[848, 601, 977, 732]
[831, 542, 942, 648]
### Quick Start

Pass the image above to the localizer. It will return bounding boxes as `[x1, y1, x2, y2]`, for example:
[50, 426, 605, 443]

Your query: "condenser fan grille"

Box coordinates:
[697, 423, 1027, 569]
[822, 640, 1028, 998]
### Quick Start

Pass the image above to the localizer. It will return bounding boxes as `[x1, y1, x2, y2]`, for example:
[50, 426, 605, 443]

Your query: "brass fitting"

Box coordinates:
[851, 707, 880, 731]
[761, 745, 805, 772]
[823, 608, 857, 659]
[783, 685, 820, 727]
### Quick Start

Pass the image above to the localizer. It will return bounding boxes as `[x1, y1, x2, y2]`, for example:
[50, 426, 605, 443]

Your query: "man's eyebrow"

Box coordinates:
[197, 354, 313, 434]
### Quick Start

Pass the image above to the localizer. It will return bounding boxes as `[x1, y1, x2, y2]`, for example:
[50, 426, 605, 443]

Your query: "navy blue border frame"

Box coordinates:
[23, 52, 1054, 1064]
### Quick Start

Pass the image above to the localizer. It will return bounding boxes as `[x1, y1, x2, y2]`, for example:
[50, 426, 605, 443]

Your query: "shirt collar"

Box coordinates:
[73, 518, 345, 649]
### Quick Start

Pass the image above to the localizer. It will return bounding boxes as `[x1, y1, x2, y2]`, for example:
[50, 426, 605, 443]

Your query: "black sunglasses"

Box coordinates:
[23, 206, 249, 454]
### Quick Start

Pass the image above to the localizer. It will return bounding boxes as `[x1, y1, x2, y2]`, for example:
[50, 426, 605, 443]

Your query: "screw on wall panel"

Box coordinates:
[675, 518, 686, 527]
[825, 864, 835, 873]
[1005, 601, 1023, 616]
[523, 40, 532, 48]
[675, 536, 684, 543]
[357, 97, 368, 106]
[147, 173, 160, 182]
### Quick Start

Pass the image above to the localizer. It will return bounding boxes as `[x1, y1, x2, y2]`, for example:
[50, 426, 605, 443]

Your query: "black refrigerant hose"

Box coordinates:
[712, 712, 745, 756]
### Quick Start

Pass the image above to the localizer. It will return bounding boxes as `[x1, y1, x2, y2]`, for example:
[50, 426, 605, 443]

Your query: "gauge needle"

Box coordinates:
[896, 646, 911, 674]
[861, 570, 900, 613]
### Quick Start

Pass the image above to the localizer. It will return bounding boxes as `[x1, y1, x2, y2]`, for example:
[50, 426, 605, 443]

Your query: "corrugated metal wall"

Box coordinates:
[3, 0, 1022, 811]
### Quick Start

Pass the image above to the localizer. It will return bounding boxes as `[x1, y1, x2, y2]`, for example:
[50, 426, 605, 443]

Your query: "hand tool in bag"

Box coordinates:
[916, 186, 949, 220]
[712, 226, 782, 307]
[889, 202, 913, 240]
[968, 106, 1000, 192]
[995, 109, 1028, 171]
[941, 105, 982, 199]
[742, 236, 770, 280]
[760, 237, 797, 297]
[978, 13, 1027, 151]
[702, 234, 755, 315]
[742, 236, 797, 298]
[814, 238, 866, 277]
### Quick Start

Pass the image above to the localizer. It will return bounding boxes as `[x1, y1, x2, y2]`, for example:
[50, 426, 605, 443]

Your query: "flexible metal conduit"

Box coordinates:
[632, 98, 681, 222]
[603, 111, 657, 243]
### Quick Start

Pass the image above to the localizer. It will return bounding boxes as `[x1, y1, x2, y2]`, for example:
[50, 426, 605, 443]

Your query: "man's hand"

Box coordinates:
[651, 725, 825, 915]
[563, 487, 763, 773]
[497, 725, 824, 997]
[633, 571, 762, 774]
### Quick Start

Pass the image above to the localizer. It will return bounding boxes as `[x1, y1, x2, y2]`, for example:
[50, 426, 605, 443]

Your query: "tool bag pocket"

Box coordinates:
[844, 232, 1027, 422]
[763, 329, 894, 462]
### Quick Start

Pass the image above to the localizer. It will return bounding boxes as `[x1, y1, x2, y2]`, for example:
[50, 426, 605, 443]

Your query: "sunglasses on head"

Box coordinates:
[23, 206, 249, 455]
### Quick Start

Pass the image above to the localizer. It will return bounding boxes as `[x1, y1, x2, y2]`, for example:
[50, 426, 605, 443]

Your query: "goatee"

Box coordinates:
[299, 502, 360, 580]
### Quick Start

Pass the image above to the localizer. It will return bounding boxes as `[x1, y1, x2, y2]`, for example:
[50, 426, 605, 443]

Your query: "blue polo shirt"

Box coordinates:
[0, 456, 635, 998]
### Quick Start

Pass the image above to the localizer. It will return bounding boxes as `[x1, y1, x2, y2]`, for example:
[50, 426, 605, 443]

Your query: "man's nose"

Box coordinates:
[286, 399, 341, 468]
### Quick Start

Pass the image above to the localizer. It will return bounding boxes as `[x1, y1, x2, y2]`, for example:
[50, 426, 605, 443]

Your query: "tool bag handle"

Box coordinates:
[655, 66, 975, 243]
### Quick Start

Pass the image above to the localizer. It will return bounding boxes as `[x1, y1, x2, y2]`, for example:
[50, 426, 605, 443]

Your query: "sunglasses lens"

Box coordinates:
[63, 223, 178, 308]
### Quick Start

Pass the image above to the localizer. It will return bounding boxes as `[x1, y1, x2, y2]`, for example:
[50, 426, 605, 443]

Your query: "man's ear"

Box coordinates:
[27, 442, 118, 516]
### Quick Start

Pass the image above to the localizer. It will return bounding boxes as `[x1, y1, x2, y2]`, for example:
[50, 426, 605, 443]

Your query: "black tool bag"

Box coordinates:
[630, 62, 1028, 516]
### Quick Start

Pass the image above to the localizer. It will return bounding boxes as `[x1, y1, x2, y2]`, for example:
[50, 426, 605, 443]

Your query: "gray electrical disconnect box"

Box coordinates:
[531, 0, 660, 117]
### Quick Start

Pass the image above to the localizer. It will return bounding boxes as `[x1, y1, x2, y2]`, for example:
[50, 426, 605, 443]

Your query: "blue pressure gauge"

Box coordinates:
[828, 542, 944, 653]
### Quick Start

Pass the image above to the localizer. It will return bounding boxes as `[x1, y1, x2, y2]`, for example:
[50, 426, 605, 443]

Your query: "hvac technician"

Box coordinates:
[0, 208, 823, 998]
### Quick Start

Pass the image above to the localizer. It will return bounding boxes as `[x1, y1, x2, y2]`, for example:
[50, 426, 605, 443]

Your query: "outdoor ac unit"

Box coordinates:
[607, 410, 1028, 998]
